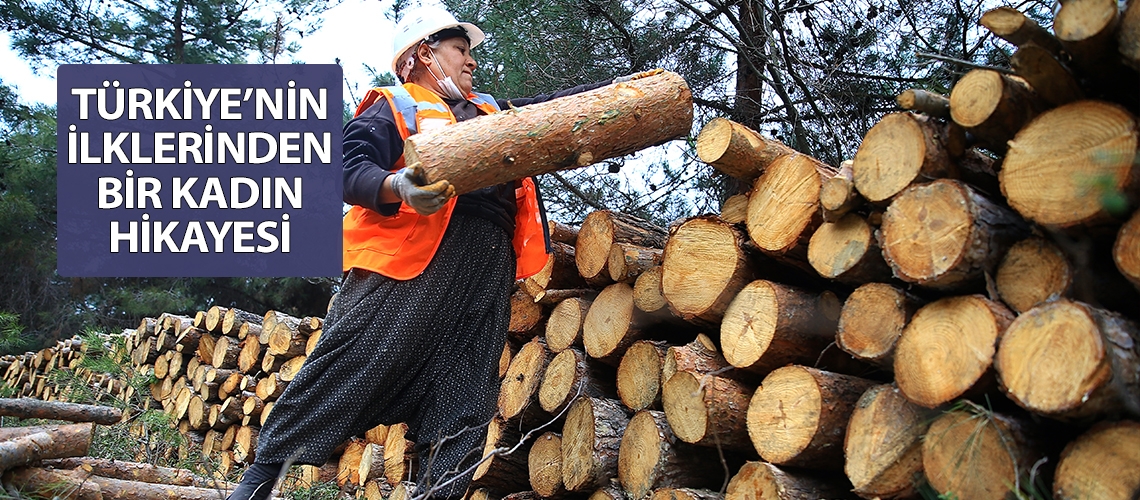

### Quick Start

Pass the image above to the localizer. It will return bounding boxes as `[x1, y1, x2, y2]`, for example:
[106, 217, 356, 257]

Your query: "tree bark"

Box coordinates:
[996, 237, 1074, 313]
[539, 347, 616, 416]
[747, 366, 875, 470]
[0, 399, 121, 425]
[1011, 44, 1084, 107]
[980, 7, 1065, 56]
[836, 283, 923, 369]
[662, 216, 755, 325]
[999, 100, 1139, 227]
[576, 210, 667, 284]
[843, 384, 937, 499]
[895, 89, 950, 119]
[561, 397, 630, 492]
[661, 370, 754, 453]
[696, 117, 798, 182]
[546, 297, 592, 353]
[616, 340, 667, 412]
[407, 71, 693, 195]
[807, 213, 892, 284]
[725, 461, 857, 500]
[880, 179, 1029, 289]
[549, 220, 579, 245]
[894, 295, 1014, 408]
[617, 410, 726, 500]
[720, 280, 838, 376]
[996, 299, 1140, 420]
[1054, 420, 1140, 500]
[923, 409, 1044, 500]
[0, 423, 93, 472]
[853, 112, 959, 204]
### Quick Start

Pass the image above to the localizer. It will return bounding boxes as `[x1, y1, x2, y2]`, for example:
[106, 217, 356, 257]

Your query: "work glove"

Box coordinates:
[389, 164, 455, 216]
[614, 68, 665, 83]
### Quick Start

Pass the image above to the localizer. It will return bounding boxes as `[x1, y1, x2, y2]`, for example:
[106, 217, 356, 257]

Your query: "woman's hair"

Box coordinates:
[397, 28, 471, 84]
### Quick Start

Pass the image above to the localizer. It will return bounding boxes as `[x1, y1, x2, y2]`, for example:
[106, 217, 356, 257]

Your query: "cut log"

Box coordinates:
[474, 416, 531, 493]
[1116, 209, 1140, 290]
[616, 340, 666, 411]
[261, 311, 300, 346]
[950, 69, 1047, 153]
[696, 117, 798, 182]
[661, 370, 754, 453]
[238, 322, 262, 342]
[1122, 0, 1140, 71]
[509, 288, 545, 341]
[237, 338, 264, 374]
[561, 397, 631, 492]
[550, 220, 580, 245]
[255, 373, 290, 401]
[720, 194, 749, 225]
[608, 243, 664, 283]
[576, 210, 668, 285]
[500, 339, 516, 379]
[720, 280, 838, 375]
[895, 89, 950, 119]
[499, 336, 552, 421]
[807, 213, 892, 284]
[43, 457, 235, 489]
[662, 334, 729, 384]
[996, 299, 1140, 420]
[1000, 100, 1139, 227]
[267, 320, 310, 358]
[583, 283, 654, 365]
[880, 179, 1029, 289]
[233, 425, 258, 463]
[205, 305, 228, 333]
[545, 297, 592, 354]
[981, 7, 1065, 55]
[384, 423, 412, 484]
[305, 329, 322, 356]
[277, 355, 307, 382]
[222, 307, 262, 336]
[337, 439, 367, 487]
[589, 479, 628, 500]
[212, 336, 242, 369]
[539, 348, 616, 416]
[4, 466, 251, 500]
[529, 432, 565, 498]
[745, 153, 835, 264]
[894, 295, 1014, 408]
[632, 266, 667, 314]
[819, 160, 862, 223]
[521, 241, 585, 302]
[995, 237, 1073, 313]
[195, 333, 217, 365]
[365, 423, 389, 445]
[843, 384, 937, 499]
[661, 216, 755, 325]
[0, 423, 93, 472]
[836, 283, 922, 369]
[618, 410, 725, 499]
[747, 366, 876, 469]
[1011, 44, 1084, 107]
[408, 71, 693, 195]
[652, 488, 723, 500]
[0, 398, 121, 425]
[725, 461, 856, 500]
[923, 409, 1043, 500]
[853, 112, 959, 203]
[1053, 420, 1140, 500]
[1056, 0, 1139, 107]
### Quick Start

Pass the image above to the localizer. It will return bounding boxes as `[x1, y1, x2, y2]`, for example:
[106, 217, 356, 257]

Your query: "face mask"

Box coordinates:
[427, 46, 467, 100]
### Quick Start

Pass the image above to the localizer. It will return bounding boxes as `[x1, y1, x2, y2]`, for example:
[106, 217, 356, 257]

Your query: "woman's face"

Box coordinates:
[419, 37, 477, 96]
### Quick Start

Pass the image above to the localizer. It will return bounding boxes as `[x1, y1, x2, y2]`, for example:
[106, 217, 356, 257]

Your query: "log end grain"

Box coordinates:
[633, 266, 668, 313]
[539, 348, 580, 414]
[529, 432, 564, 498]
[745, 154, 823, 253]
[880, 180, 973, 286]
[660, 372, 709, 445]
[1000, 101, 1138, 227]
[662, 217, 753, 324]
[995, 237, 1073, 313]
[498, 337, 548, 420]
[1054, 421, 1140, 500]
[949, 69, 1006, 128]
[1054, 0, 1119, 43]
[836, 283, 909, 365]
[578, 211, 618, 281]
[1115, 210, 1140, 289]
[547, 297, 590, 353]
[746, 366, 822, 464]
[844, 384, 935, 498]
[583, 283, 636, 361]
[922, 411, 1027, 500]
[853, 113, 929, 203]
[720, 194, 749, 225]
[808, 213, 875, 279]
[616, 341, 664, 412]
[616, 410, 665, 500]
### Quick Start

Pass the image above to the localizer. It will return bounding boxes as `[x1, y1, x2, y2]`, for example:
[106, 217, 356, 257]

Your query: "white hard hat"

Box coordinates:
[391, 5, 485, 74]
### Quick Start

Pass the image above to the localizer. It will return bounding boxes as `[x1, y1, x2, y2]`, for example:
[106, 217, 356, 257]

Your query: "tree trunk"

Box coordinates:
[662, 216, 755, 325]
[720, 280, 838, 376]
[633, 266, 667, 314]
[616, 340, 667, 411]
[0, 423, 93, 472]
[923, 409, 1044, 500]
[561, 397, 630, 492]
[545, 297, 592, 353]
[407, 71, 693, 195]
[608, 243, 664, 283]
[881, 179, 1029, 289]
[996, 299, 1140, 420]
[999, 100, 1139, 227]
[895, 89, 950, 119]
[577, 210, 668, 284]
[853, 112, 960, 203]
[843, 384, 937, 499]
[995, 237, 1074, 313]
[538, 348, 616, 416]
[43, 457, 236, 489]
[950, 70, 1047, 153]
[747, 366, 876, 470]
[1054, 420, 1140, 500]
[980, 7, 1065, 56]
[695, 117, 798, 182]
[0, 399, 121, 425]
[499, 336, 552, 421]
[807, 213, 892, 284]
[894, 295, 1014, 408]
[1116, 209, 1140, 291]
[1011, 44, 1084, 107]
[836, 283, 923, 369]
[745, 153, 836, 267]
[720, 194, 749, 225]
[661, 370, 754, 453]
[474, 416, 531, 493]
[529, 432, 566, 498]
[617, 410, 726, 500]
[725, 462, 856, 500]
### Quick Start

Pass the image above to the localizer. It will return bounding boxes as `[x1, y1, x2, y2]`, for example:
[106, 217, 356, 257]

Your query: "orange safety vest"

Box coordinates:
[342, 83, 549, 281]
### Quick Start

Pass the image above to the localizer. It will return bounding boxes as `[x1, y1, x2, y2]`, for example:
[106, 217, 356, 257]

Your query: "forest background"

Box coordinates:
[0, 0, 1053, 351]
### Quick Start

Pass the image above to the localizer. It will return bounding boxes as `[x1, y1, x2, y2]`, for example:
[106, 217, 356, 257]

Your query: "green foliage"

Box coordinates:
[283, 480, 345, 500]
[0, 312, 29, 353]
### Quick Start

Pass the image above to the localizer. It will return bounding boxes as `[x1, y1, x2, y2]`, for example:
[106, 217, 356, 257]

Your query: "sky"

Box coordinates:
[0, 0, 398, 107]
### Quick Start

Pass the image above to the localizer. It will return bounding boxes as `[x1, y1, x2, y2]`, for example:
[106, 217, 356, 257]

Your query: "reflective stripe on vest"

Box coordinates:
[342, 83, 549, 280]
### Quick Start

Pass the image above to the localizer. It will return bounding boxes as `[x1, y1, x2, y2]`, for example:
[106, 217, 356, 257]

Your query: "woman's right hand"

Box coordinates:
[387, 165, 455, 215]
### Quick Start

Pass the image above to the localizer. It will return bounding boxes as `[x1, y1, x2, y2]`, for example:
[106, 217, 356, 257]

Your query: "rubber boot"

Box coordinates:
[226, 462, 283, 500]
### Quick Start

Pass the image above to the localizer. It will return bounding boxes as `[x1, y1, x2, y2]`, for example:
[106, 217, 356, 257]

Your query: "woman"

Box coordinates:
[227, 6, 655, 500]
